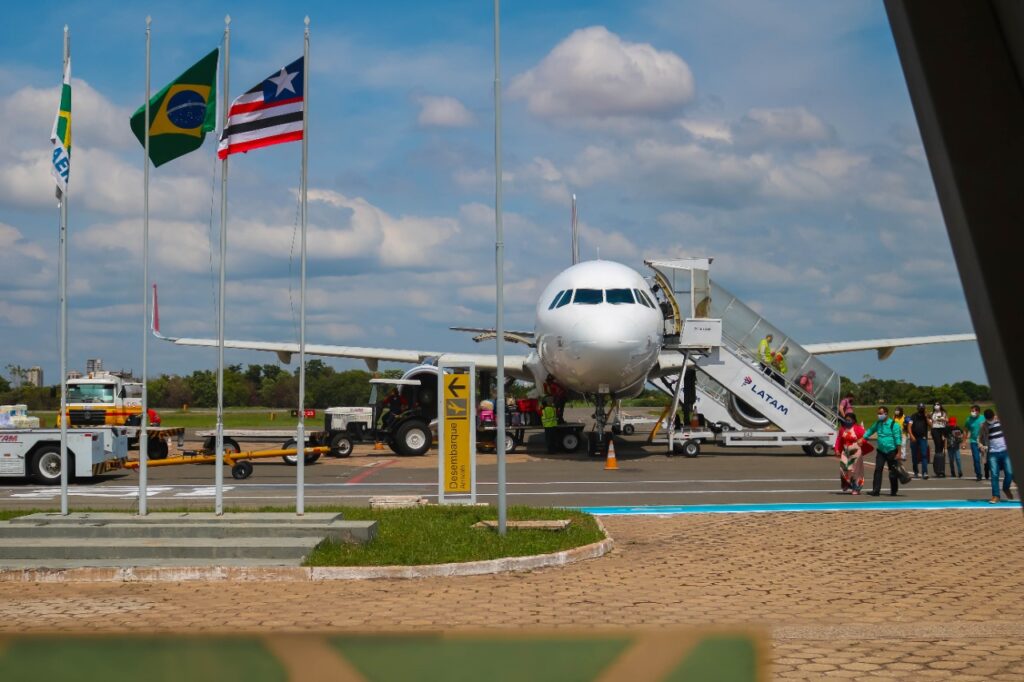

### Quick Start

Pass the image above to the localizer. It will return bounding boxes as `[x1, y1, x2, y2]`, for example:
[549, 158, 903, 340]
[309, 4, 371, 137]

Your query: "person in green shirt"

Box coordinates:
[964, 404, 986, 481]
[863, 406, 904, 497]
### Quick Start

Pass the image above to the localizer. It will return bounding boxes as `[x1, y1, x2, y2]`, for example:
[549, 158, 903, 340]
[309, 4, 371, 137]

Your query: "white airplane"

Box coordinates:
[153, 259, 976, 452]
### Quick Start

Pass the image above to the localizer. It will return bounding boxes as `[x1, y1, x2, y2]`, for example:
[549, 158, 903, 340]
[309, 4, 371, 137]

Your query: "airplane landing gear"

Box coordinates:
[588, 394, 611, 458]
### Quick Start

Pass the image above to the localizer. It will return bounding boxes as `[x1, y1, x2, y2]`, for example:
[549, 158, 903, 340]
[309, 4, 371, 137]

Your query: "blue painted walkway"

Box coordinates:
[577, 499, 1022, 515]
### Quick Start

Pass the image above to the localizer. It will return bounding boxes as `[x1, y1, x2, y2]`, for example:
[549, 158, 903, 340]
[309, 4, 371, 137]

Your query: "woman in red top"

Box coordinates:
[834, 411, 873, 494]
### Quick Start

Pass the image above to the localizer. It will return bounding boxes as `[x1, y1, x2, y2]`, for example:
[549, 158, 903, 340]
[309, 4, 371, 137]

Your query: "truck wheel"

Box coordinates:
[29, 446, 65, 485]
[502, 432, 517, 454]
[809, 439, 828, 457]
[394, 421, 431, 456]
[147, 437, 169, 460]
[281, 439, 321, 465]
[622, 423, 635, 436]
[231, 461, 253, 480]
[560, 431, 581, 453]
[330, 433, 354, 458]
[681, 439, 700, 458]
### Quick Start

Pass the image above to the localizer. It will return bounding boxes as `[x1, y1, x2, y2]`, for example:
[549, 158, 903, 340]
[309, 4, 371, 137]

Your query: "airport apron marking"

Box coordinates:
[576, 499, 1021, 515]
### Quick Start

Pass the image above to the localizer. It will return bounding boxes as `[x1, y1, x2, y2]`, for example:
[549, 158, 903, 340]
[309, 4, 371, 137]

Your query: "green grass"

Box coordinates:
[306, 505, 604, 567]
[853, 403, 993, 425]
[31, 408, 301, 430]
[0, 506, 605, 567]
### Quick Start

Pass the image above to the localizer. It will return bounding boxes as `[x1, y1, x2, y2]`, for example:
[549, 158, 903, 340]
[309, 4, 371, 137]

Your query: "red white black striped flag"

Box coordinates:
[218, 57, 304, 158]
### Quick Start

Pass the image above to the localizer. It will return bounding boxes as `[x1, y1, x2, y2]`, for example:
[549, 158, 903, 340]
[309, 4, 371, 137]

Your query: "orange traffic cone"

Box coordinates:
[374, 441, 384, 451]
[604, 439, 619, 471]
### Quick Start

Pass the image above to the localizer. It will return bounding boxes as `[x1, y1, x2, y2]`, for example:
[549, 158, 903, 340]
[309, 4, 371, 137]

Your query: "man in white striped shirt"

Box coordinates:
[980, 409, 1014, 504]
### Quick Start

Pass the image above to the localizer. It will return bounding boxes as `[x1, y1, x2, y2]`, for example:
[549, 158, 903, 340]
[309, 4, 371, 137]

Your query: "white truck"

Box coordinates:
[0, 427, 128, 484]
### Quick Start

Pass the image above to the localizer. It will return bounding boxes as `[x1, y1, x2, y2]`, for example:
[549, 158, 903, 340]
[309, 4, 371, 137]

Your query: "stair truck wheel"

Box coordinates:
[622, 423, 635, 436]
[29, 445, 66, 485]
[809, 439, 828, 457]
[394, 420, 431, 456]
[231, 461, 254, 480]
[682, 439, 700, 458]
[329, 433, 354, 458]
[560, 429, 581, 453]
[281, 438, 321, 465]
[147, 436, 169, 460]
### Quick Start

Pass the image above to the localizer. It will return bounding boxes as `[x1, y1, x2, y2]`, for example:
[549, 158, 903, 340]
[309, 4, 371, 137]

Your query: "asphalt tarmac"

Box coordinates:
[0, 427, 1002, 510]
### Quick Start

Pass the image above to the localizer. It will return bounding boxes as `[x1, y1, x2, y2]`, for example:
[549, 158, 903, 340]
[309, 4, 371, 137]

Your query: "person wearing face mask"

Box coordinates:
[893, 407, 907, 461]
[834, 411, 872, 494]
[930, 402, 950, 477]
[863, 406, 903, 496]
[907, 404, 931, 479]
[964, 404, 986, 481]
[979, 409, 1014, 504]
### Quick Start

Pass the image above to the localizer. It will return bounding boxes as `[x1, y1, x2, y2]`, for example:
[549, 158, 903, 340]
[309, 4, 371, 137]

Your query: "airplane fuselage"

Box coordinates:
[532, 260, 664, 398]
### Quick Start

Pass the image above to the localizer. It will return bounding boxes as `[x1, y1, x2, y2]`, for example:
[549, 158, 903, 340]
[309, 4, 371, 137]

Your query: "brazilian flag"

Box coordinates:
[130, 48, 218, 167]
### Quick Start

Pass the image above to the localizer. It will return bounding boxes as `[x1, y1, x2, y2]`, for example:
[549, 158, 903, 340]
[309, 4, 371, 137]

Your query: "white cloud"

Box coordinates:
[416, 95, 474, 127]
[509, 26, 695, 119]
[677, 118, 733, 143]
[733, 107, 833, 146]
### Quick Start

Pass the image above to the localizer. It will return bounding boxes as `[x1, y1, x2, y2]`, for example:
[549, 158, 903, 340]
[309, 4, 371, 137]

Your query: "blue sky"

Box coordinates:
[0, 0, 985, 387]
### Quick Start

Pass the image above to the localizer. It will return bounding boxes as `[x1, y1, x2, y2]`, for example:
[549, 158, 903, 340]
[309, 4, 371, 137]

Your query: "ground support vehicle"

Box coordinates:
[324, 378, 437, 458]
[195, 429, 328, 465]
[0, 427, 128, 484]
[124, 442, 329, 480]
[610, 411, 658, 436]
[114, 426, 184, 460]
[477, 421, 585, 454]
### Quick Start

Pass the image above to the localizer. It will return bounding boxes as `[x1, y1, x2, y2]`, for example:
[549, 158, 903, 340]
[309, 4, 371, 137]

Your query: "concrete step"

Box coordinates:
[0, 557, 304, 569]
[0, 521, 376, 543]
[0, 537, 323, 561]
[9, 512, 343, 525]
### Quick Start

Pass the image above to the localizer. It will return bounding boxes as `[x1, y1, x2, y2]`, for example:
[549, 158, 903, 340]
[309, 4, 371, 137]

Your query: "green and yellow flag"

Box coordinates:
[130, 48, 219, 167]
[50, 59, 71, 196]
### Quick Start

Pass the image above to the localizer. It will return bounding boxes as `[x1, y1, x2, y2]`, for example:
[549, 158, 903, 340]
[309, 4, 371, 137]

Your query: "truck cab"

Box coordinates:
[62, 372, 145, 427]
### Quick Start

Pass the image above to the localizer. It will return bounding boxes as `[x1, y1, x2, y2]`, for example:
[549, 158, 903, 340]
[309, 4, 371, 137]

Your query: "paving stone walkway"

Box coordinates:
[1, 509, 1021, 679]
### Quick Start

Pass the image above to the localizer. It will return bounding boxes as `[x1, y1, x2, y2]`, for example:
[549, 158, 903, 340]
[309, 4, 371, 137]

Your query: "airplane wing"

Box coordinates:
[151, 286, 530, 378]
[801, 333, 977, 360]
[652, 332, 977, 375]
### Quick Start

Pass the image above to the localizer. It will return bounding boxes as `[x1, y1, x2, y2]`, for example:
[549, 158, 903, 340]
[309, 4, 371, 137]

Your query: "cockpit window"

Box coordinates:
[633, 289, 651, 308]
[548, 290, 566, 310]
[572, 289, 603, 305]
[636, 290, 656, 308]
[605, 289, 635, 305]
[554, 290, 572, 308]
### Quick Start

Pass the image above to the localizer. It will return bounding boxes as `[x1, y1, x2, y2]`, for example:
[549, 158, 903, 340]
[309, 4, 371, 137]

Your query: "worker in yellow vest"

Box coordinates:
[541, 398, 559, 453]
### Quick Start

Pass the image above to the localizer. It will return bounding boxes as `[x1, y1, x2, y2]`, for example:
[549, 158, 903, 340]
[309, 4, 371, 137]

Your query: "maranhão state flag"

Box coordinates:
[218, 57, 304, 158]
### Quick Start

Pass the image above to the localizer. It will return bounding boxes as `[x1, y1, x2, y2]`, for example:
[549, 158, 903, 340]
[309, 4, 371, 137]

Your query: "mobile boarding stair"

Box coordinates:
[645, 258, 838, 457]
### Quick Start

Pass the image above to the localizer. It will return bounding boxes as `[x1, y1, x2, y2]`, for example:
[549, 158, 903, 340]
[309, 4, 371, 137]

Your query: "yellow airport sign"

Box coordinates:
[439, 365, 475, 501]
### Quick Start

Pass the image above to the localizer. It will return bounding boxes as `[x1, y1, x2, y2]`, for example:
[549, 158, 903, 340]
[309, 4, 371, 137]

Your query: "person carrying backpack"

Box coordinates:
[947, 416, 964, 478]
[863, 406, 905, 497]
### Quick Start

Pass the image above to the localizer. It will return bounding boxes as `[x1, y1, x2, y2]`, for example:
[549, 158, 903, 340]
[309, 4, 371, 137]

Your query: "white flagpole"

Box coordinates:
[139, 16, 151, 516]
[59, 25, 70, 516]
[493, 0, 507, 535]
[296, 16, 310, 516]
[215, 15, 231, 516]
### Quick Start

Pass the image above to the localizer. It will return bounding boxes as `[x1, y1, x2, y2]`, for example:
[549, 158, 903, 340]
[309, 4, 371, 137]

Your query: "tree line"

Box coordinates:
[0, 362, 993, 411]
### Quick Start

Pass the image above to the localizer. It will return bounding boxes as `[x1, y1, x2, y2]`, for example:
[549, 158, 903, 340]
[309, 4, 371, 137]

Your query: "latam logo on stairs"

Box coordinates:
[741, 376, 790, 416]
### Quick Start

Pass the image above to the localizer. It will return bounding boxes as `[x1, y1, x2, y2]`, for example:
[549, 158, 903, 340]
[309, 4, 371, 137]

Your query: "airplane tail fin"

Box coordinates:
[151, 283, 174, 340]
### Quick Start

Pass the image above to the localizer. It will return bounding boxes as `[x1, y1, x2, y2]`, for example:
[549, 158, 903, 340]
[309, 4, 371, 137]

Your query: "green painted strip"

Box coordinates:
[666, 636, 759, 681]
[332, 635, 631, 682]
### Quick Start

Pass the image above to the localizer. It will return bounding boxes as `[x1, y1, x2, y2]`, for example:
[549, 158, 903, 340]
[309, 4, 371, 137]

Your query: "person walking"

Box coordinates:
[931, 402, 949, 477]
[964, 404, 986, 481]
[947, 416, 964, 478]
[980, 409, 1014, 503]
[541, 398, 559, 454]
[839, 393, 854, 418]
[834, 411, 872, 494]
[907, 404, 931, 479]
[864, 406, 903, 497]
[758, 334, 774, 375]
[893, 407, 908, 462]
